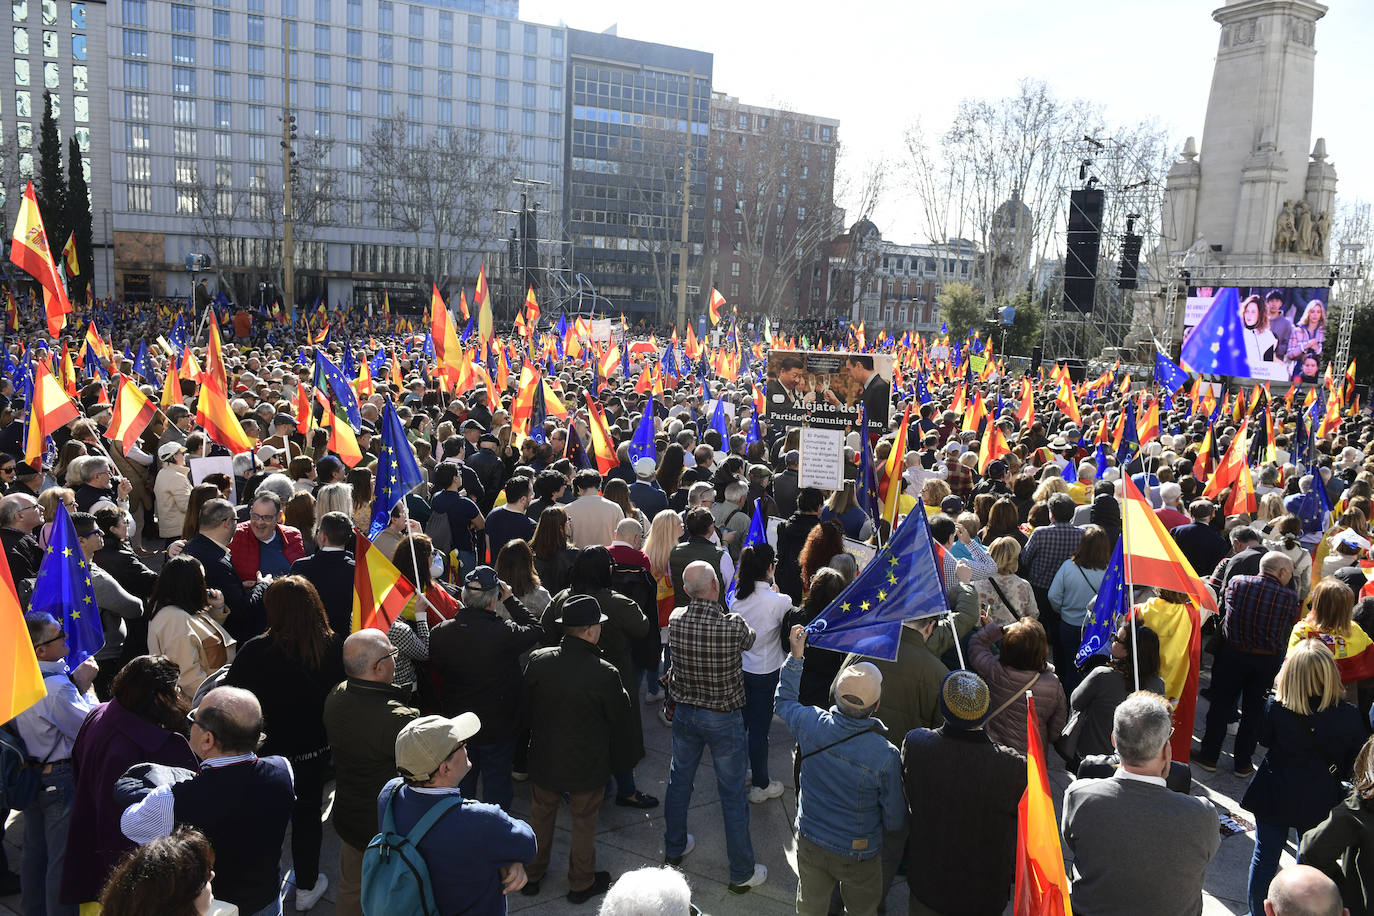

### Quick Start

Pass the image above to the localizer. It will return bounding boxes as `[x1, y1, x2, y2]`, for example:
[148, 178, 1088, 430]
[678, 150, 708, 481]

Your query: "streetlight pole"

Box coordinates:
[281, 30, 295, 317]
[674, 69, 695, 332]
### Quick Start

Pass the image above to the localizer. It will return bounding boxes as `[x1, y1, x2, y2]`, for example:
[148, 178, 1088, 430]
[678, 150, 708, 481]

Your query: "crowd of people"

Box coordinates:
[2, 302, 1374, 916]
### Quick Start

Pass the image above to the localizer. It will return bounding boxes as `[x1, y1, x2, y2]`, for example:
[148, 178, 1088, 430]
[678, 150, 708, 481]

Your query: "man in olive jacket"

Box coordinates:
[323, 630, 420, 916]
[521, 595, 634, 905]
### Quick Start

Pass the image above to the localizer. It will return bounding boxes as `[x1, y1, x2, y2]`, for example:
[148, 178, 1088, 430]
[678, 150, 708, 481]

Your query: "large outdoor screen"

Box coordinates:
[1185, 286, 1330, 383]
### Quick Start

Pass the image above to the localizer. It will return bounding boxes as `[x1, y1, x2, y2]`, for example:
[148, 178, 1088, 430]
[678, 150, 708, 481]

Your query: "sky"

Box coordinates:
[520, 0, 1372, 245]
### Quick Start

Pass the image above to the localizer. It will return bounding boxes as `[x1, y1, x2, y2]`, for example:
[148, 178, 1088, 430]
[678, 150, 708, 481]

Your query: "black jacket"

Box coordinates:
[775, 513, 821, 604]
[1242, 698, 1366, 830]
[289, 549, 357, 638]
[95, 542, 159, 600]
[467, 449, 505, 512]
[428, 596, 543, 744]
[1, 526, 43, 599]
[523, 636, 633, 792]
[773, 469, 801, 518]
[182, 533, 259, 640]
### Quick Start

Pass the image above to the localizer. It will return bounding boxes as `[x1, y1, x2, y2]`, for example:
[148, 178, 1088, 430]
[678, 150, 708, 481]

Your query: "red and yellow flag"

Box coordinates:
[351, 530, 417, 632]
[978, 420, 1010, 473]
[0, 545, 45, 725]
[524, 286, 540, 326]
[1055, 376, 1080, 426]
[315, 389, 360, 468]
[292, 381, 311, 435]
[708, 288, 726, 325]
[106, 376, 156, 456]
[1014, 692, 1073, 916]
[203, 320, 229, 396]
[1121, 474, 1216, 615]
[196, 376, 255, 454]
[24, 359, 80, 466]
[582, 392, 619, 475]
[880, 404, 911, 527]
[10, 182, 70, 337]
[475, 263, 493, 346]
[61, 233, 78, 277]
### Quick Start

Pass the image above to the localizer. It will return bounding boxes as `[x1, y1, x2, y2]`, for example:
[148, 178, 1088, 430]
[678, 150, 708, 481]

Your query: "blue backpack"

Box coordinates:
[0, 724, 40, 811]
[360, 781, 463, 916]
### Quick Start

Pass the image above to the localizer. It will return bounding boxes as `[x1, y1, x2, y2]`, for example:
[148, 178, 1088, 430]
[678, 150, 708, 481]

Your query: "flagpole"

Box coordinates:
[946, 611, 965, 669]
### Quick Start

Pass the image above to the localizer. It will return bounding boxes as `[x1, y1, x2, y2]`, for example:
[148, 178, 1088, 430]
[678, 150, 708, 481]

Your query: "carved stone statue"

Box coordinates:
[1274, 201, 1297, 253]
[1311, 210, 1329, 258]
[1294, 200, 1314, 255]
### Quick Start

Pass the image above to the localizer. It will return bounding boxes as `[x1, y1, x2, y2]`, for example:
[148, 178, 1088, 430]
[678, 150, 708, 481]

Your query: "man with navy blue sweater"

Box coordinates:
[120, 686, 295, 916]
[377, 712, 536, 915]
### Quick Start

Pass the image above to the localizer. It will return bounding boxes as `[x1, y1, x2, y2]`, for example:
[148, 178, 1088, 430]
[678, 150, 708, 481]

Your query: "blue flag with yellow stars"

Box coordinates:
[564, 423, 592, 470]
[527, 380, 548, 445]
[132, 341, 154, 383]
[915, 371, 932, 406]
[1076, 537, 1127, 667]
[744, 402, 763, 449]
[724, 499, 769, 606]
[31, 502, 105, 670]
[367, 399, 425, 538]
[629, 392, 656, 464]
[1154, 349, 1189, 394]
[1116, 398, 1140, 465]
[1179, 286, 1253, 377]
[314, 350, 363, 430]
[855, 402, 880, 523]
[805, 504, 948, 662]
[709, 397, 730, 444]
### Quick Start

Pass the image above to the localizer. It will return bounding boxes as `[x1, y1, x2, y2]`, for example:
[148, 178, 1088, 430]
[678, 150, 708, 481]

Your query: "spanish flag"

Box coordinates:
[1289, 622, 1374, 684]
[1131, 593, 1203, 763]
[708, 288, 726, 325]
[196, 377, 255, 453]
[106, 376, 156, 456]
[351, 530, 416, 632]
[292, 381, 310, 435]
[10, 181, 70, 337]
[315, 389, 361, 468]
[203, 320, 229, 396]
[880, 403, 911, 527]
[159, 359, 181, 411]
[510, 365, 540, 437]
[61, 233, 78, 277]
[475, 263, 493, 346]
[1055, 376, 1080, 425]
[525, 286, 540, 325]
[24, 359, 79, 466]
[1014, 693, 1073, 916]
[0, 545, 45, 725]
[978, 419, 1010, 473]
[429, 285, 463, 384]
[582, 392, 619, 475]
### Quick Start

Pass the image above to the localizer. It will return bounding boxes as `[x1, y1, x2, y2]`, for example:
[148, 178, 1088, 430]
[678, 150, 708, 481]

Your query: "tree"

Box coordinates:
[63, 138, 92, 304]
[996, 288, 1043, 356]
[821, 156, 886, 320]
[186, 165, 248, 306]
[936, 281, 984, 341]
[363, 113, 518, 293]
[244, 135, 337, 304]
[621, 118, 704, 325]
[36, 90, 64, 251]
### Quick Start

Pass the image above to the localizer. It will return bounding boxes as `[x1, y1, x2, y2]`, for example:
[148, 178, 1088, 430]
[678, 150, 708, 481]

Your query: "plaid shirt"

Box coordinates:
[668, 598, 756, 712]
[1020, 522, 1084, 590]
[944, 462, 974, 500]
[1223, 573, 1301, 655]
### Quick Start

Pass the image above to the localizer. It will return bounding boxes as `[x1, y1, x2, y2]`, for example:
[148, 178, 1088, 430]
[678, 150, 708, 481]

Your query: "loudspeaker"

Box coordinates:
[1062, 358, 1088, 383]
[1117, 233, 1143, 290]
[1063, 188, 1103, 312]
[1031, 345, 1044, 375]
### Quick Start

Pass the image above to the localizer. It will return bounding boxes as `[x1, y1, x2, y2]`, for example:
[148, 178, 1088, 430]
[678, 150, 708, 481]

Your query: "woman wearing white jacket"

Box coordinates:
[153, 441, 193, 539]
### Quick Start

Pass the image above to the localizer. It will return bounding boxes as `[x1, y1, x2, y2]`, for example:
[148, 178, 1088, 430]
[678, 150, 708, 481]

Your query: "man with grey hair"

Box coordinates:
[712, 479, 752, 559]
[663, 560, 765, 893]
[0, 491, 44, 593]
[323, 630, 420, 916]
[1062, 692, 1219, 915]
[428, 565, 542, 813]
[1264, 865, 1347, 916]
[182, 497, 256, 638]
[1020, 491, 1083, 654]
[1197, 550, 1300, 775]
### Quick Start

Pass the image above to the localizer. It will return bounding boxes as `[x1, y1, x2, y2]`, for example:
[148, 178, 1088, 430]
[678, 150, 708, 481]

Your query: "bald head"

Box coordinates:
[1265, 864, 1345, 916]
[1260, 550, 1295, 584]
[683, 560, 719, 601]
[196, 686, 264, 755]
[614, 518, 643, 545]
[343, 630, 395, 681]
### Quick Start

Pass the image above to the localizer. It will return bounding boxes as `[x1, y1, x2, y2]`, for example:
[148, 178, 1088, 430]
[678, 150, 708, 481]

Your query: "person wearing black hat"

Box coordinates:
[901, 670, 1026, 916]
[459, 418, 484, 460]
[467, 433, 505, 513]
[427, 565, 543, 814]
[520, 593, 633, 904]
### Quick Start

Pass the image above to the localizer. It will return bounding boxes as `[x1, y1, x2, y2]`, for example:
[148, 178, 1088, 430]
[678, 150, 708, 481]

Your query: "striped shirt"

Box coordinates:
[668, 598, 756, 712]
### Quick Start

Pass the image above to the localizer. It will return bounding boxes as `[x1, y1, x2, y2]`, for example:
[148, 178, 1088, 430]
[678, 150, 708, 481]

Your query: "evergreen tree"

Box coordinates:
[36, 89, 65, 250]
[64, 137, 93, 304]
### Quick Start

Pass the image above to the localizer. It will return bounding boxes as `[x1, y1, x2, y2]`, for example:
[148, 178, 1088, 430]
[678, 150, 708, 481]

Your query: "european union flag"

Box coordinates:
[744, 402, 763, 449]
[855, 402, 879, 523]
[621, 344, 631, 378]
[1094, 443, 1109, 481]
[1296, 460, 1333, 538]
[709, 397, 730, 444]
[367, 399, 425, 538]
[629, 392, 656, 464]
[342, 345, 357, 379]
[422, 334, 436, 361]
[1076, 537, 1127, 667]
[132, 341, 153, 383]
[527, 380, 548, 445]
[661, 345, 678, 379]
[31, 502, 104, 670]
[1180, 287, 1253, 378]
[369, 348, 387, 374]
[915, 372, 932, 406]
[168, 316, 187, 353]
[724, 499, 769, 606]
[461, 314, 475, 343]
[564, 423, 592, 470]
[1116, 400, 1139, 465]
[314, 351, 362, 429]
[83, 344, 108, 381]
[1061, 456, 1077, 484]
[1154, 349, 1189, 393]
[805, 505, 948, 662]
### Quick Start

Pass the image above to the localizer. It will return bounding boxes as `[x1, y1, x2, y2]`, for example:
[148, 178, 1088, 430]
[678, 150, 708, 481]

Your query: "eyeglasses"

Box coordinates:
[376, 647, 400, 666]
[34, 629, 66, 648]
[249, 512, 277, 522]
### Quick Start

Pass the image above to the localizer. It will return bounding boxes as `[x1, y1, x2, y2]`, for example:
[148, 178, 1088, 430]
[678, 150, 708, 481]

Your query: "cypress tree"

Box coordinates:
[36, 89, 66, 248]
[64, 137, 93, 303]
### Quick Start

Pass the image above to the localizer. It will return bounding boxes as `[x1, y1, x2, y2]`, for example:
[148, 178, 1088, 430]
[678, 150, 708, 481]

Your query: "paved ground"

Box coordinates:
[1, 665, 1279, 915]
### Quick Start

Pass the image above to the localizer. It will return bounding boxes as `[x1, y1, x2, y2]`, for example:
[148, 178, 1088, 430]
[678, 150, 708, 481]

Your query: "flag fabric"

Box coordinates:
[0, 545, 45, 724]
[131, 341, 154, 383]
[582, 393, 618, 475]
[804, 504, 948, 662]
[30, 502, 104, 669]
[1131, 594, 1204, 763]
[1154, 349, 1188, 393]
[855, 402, 880, 524]
[723, 499, 769, 605]
[1075, 538, 1127, 667]
[316, 389, 362, 468]
[709, 397, 730, 444]
[524, 287, 541, 325]
[1179, 287, 1253, 377]
[708, 288, 726, 326]
[292, 381, 311, 435]
[314, 351, 363, 429]
[10, 181, 71, 337]
[880, 404, 911, 527]
[106, 376, 157, 455]
[628, 393, 656, 464]
[1014, 692, 1074, 916]
[978, 420, 1010, 473]
[351, 530, 417, 632]
[195, 374, 255, 454]
[61, 233, 78, 277]
[366, 399, 424, 538]
[1121, 474, 1216, 615]
[25, 359, 80, 465]
[475, 263, 493, 346]
[1296, 463, 1333, 540]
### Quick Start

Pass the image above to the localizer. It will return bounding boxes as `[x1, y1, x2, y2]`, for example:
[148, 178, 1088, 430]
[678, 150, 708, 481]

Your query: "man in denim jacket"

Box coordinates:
[776, 625, 906, 916]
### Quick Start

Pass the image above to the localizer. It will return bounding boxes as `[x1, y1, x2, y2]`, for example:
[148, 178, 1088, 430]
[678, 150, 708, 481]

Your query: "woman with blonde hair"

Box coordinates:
[974, 536, 1036, 625]
[1242, 639, 1365, 916]
[1290, 579, 1374, 691]
[1288, 298, 1327, 359]
[312, 481, 353, 539]
[920, 478, 951, 518]
[1255, 492, 1286, 533]
[642, 509, 684, 698]
[35, 486, 76, 548]
[1032, 477, 1069, 504]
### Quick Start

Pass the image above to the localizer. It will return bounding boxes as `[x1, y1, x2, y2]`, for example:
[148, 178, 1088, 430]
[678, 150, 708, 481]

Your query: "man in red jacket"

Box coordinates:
[229, 491, 305, 586]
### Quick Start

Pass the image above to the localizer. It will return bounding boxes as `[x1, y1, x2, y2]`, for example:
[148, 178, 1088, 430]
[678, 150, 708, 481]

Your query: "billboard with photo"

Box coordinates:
[1185, 286, 1330, 383]
[764, 349, 893, 433]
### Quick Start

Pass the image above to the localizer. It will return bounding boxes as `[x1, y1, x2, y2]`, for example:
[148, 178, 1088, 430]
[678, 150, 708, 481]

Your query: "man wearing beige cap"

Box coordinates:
[776, 625, 905, 916]
[371, 713, 536, 915]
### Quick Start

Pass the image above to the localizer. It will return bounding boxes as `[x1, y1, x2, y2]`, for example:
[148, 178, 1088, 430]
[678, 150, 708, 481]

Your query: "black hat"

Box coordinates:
[273, 413, 295, 428]
[478, 433, 499, 446]
[555, 594, 607, 627]
[460, 419, 483, 432]
[463, 565, 500, 591]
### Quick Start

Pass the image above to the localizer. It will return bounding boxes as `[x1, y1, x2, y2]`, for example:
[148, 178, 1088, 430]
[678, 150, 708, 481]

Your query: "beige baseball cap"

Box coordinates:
[394, 713, 482, 782]
[835, 662, 883, 710]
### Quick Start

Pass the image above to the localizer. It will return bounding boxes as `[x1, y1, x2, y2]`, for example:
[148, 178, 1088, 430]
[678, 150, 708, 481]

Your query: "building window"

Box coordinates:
[467, 47, 480, 71]
[821, 126, 832, 142]
[213, 101, 229, 127]
[248, 135, 264, 160]
[247, 75, 263, 101]
[494, 79, 508, 103]
[437, 43, 451, 68]
[125, 123, 148, 149]
[173, 128, 196, 155]
[346, 57, 361, 84]
[121, 0, 144, 26]
[377, 90, 391, 115]
[314, 83, 329, 109]
[172, 98, 195, 123]
[407, 66, 421, 92]
[377, 62, 391, 88]
[314, 24, 329, 51]
[12, 60, 26, 86]
[314, 0, 329, 20]
[408, 4, 422, 34]
[247, 14, 263, 43]
[437, 98, 451, 122]
[438, 11, 453, 41]
[495, 20, 509, 48]
[378, 34, 391, 60]
[437, 72, 451, 96]
[551, 31, 563, 56]
[467, 16, 480, 44]
[466, 101, 479, 127]
[377, 0, 392, 31]
[466, 75, 479, 99]
[169, 3, 192, 33]
[126, 153, 150, 181]
[407, 37, 421, 64]
[247, 46, 264, 72]
[522, 83, 535, 107]
[406, 93, 421, 119]
[493, 106, 506, 130]
[121, 28, 146, 57]
[248, 104, 264, 131]
[15, 122, 30, 146]
[122, 61, 147, 88]
[72, 64, 87, 90]
[41, 60, 55, 88]
[346, 86, 360, 111]
[172, 66, 194, 94]
[71, 33, 85, 59]
[126, 185, 150, 211]
[346, 0, 360, 26]
[345, 114, 360, 140]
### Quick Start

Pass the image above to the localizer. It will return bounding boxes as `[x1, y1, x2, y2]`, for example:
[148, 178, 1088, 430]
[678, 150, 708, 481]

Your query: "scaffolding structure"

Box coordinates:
[1041, 137, 1164, 364]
